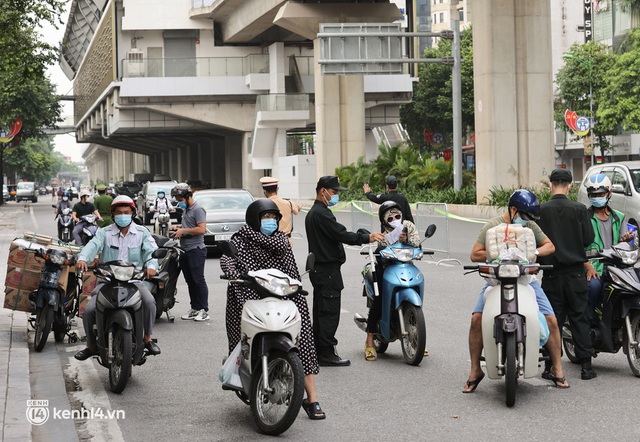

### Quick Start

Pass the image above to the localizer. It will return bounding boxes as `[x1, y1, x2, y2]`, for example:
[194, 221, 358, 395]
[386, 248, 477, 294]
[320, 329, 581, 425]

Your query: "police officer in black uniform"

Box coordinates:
[363, 175, 414, 224]
[306, 176, 385, 366]
[537, 169, 597, 380]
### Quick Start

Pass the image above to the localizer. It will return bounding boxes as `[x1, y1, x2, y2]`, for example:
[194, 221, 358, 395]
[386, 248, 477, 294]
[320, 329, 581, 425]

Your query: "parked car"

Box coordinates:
[3, 185, 9, 201]
[136, 180, 178, 224]
[114, 181, 142, 199]
[186, 179, 208, 192]
[577, 161, 640, 226]
[68, 187, 79, 200]
[16, 182, 38, 203]
[191, 189, 255, 255]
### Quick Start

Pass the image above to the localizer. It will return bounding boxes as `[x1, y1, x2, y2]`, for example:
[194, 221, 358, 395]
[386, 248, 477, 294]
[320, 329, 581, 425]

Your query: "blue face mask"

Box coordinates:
[324, 190, 339, 206]
[512, 216, 528, 227]
[62, 196, 68, 201]
[157, 193, 165, 199]
[260, 219, 278, 236]
[177, 201, 187, 210]
[114, 214, 132, 228]
[589, 197, 607, 208]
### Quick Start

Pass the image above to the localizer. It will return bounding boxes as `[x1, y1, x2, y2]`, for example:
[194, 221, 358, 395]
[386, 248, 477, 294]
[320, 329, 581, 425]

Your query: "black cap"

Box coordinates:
[386, 175, 398, 187]
[316, 176, 347, 191]
[549, 169, 572, 183]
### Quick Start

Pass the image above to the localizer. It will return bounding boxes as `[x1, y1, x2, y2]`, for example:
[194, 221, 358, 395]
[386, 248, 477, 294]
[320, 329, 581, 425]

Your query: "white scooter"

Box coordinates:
[463, 258, 552, 407]
[219, 241, 314, 436]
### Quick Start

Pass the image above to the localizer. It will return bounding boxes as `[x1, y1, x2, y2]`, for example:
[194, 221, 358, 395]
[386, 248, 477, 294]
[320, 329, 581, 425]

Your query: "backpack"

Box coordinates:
[485, 223, 537, 263]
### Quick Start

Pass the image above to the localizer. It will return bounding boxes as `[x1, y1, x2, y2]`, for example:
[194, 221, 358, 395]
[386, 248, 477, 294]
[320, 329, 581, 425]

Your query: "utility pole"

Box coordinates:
[451, 0, 462, 190]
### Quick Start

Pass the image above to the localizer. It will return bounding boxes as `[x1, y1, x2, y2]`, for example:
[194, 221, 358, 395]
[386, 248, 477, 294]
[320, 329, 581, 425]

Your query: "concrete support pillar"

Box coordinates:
[269, 42, 286, 94]
[473, 0, 554, 202]
[314, 40, 365, 178]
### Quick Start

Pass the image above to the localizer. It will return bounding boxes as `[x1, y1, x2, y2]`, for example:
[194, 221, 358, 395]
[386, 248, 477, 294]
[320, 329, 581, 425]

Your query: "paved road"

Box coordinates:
[8, 199, 640, 441]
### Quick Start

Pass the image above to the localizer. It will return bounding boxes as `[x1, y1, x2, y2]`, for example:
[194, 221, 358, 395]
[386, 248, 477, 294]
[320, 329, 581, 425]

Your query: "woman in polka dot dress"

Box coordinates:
[220, 199, 326, 420]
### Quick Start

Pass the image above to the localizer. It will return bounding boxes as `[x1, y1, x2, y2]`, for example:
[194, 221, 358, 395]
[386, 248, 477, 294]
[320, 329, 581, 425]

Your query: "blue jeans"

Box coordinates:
[472, 280, 555, 315]
[180, 247, 208, 311]
[587, 277, 603, 321]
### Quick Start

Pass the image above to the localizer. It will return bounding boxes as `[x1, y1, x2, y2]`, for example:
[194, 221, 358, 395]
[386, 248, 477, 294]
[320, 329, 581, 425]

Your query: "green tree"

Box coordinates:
[554, 41, 616, 155]
[4, 137, 59, 183]
[598, 29, 640, 133]
[400, 27, 475, 154]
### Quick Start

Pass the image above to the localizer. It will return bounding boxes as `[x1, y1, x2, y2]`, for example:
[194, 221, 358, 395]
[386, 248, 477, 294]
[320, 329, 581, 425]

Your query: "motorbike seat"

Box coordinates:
[153, 235, 170, 247]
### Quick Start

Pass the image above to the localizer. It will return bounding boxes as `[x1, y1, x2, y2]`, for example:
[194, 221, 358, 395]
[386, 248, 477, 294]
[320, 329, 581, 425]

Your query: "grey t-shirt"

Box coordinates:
[181, 201, 206, 251]
[597, 216, 627, 250]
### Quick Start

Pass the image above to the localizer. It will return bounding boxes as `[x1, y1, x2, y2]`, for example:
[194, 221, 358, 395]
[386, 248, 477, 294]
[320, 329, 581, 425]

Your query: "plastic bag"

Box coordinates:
[538, 311, 550, 347]
[218, 342, 243, 388]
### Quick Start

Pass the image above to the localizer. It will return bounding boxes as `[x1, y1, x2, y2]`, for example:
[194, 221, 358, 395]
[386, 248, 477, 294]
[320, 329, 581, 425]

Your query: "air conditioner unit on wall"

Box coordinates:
[126, 49, 144, 77]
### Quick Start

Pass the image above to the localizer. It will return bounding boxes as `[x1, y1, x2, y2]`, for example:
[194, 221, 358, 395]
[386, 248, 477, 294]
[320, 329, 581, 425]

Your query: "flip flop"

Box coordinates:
[462, 372, 485, 393]
[364, 347, 377, 361]
[546, 372, 570, 389]
[302, 400, 326, 420]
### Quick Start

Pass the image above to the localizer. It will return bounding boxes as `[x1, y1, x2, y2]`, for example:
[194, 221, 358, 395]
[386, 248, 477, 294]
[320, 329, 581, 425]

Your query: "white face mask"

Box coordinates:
[389, 219, 403, 229]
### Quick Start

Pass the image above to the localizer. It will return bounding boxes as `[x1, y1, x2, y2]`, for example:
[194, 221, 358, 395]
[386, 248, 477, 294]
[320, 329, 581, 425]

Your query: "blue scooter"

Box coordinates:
[354, 224, 436, 365]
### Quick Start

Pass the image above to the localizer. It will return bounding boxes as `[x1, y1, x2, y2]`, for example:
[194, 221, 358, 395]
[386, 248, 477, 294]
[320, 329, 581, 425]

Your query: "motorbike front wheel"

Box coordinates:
[400, 303, 426, 366]
[626, 313, 640, 377]
[250, 350, 304, 436]
[53, 310, 67, 343]
[160, 224, 168, 237]
[505, 333, 517, 407]
[62, 228, 71, 243]
[109, 325, 133, 393]
[34, 305, 54, 352]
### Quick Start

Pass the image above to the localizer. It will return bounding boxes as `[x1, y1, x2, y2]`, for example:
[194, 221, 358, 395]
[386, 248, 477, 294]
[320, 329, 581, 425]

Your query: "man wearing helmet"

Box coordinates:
[54, 191, 74, 240]
[171, 183, 210, 321]
[74, 195, 161, 360]
[583, 173, 634, 322]
[463, 189, 570, 392]
[305, 176, 385, 366]
[537, 169, 597, 380]
[149, 188, 174, 235]
[71, 190, 103, 245]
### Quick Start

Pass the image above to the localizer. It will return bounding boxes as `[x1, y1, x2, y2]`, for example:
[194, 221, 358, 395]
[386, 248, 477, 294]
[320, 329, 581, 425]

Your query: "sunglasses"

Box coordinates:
[387, 214, 402, 223]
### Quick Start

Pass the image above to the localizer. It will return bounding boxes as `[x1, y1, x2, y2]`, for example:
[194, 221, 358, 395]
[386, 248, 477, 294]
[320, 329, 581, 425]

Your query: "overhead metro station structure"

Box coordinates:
[62, 0, 413, 197]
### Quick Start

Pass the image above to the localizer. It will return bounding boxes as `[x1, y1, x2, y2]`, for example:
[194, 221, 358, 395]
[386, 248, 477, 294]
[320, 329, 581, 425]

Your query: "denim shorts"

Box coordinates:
[472, 280, 555, 316]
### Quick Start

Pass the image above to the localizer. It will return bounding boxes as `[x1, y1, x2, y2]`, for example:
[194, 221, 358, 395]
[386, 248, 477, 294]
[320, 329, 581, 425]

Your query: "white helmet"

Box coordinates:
[586, 174, 612, 195]
[110, 195, 137, 213]
[80, 190, 92, 199]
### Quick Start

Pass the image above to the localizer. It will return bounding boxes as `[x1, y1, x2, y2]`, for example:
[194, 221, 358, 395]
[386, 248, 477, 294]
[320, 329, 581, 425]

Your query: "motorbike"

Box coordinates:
[53, 205, 74, 243]
[463, 259, 552, 407]
[219, 241, 313, 436]
[89, 259, 162, 393]
[153, 207, 173, 237]
[77, 214, 99, 246]
[28, 248, 76, 351]
[148, 235, 183, 322]
[563, 242, 640, 377]
[353, 224, 437, 366]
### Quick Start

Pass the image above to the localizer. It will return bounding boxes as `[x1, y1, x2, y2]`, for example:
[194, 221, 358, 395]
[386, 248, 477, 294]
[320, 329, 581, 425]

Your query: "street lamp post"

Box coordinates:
[563, 53, 594, 166]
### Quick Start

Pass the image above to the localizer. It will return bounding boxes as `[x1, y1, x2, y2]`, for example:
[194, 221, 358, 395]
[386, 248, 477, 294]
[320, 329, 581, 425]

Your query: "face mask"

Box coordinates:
[324, 190, 339, 206]
[260, 219, 278, 236]
[177, 201, 187, 210]
[389, 219, 403, 229]
[589, 197, 607, 208]
[62, 197, 68, 201]
[114, 214, 132, 228]
[512, 216, 528, 227]
[158, 193, 165, 199]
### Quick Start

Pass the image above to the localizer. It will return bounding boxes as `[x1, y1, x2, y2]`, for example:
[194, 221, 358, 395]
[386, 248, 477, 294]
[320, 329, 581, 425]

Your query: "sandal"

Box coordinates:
[546, 372, 570, 389]
[364, 347, 377, 361]
[462, 372, 485, 394]
[302, 400, 326, 420]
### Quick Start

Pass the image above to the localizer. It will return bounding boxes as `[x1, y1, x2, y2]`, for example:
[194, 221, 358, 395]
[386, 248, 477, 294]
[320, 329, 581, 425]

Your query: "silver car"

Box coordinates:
[577, 161, 640, 226]
[192, 189, 254, 254]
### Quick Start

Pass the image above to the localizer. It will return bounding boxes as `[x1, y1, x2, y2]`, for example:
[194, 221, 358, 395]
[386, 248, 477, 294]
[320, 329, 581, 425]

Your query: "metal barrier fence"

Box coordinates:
[350, 201, 376, 232]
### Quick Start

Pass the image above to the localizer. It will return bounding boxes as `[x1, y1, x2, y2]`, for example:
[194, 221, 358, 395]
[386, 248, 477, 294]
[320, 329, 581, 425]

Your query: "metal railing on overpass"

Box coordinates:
[121, 54, 269, 78]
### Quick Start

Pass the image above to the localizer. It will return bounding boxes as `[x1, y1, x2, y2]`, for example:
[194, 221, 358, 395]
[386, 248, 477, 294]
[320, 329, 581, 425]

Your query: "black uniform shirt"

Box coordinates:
[365, 190, 414, 223]
[537, 194, 595, 271]
[305, 200, 369, 266]
[72, 201, 96, 218]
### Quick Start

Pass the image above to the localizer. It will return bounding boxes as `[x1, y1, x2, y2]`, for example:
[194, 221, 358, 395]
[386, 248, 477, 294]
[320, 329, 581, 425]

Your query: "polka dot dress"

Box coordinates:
[220, 224, 319, 375]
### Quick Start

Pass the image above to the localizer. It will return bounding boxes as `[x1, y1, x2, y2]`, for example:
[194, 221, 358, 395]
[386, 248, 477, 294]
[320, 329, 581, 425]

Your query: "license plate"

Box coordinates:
[215, 234, 232, 241]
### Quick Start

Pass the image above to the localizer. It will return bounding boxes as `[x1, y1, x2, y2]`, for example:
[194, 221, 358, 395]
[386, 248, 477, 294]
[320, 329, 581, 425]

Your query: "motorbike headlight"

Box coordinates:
[380, 247, 414, 262]
[49, 253, 67, 265]
[110, 265, 136, 282]
[498, 265, 520, 278]
[254, 274, 299, 296]
[615, 247, 638, 265]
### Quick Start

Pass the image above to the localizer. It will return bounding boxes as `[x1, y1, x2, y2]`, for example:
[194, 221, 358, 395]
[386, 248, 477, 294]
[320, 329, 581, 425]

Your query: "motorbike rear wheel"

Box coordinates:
[250, 350, 304, 436]
[53, 310, 67, 343]
[625, 313, 640, 377]
[562, 338, 580, 363]
[373, 336, 388, 354]
[34, 305, 54, 352]
[400, 303, 426, 366]
[505, 333, 517, 407]
[109, 325, 133, 393]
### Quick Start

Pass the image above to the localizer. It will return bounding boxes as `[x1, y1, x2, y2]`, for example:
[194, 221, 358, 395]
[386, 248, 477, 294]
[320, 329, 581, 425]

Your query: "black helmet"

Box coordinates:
[379, 200, 403, 228]
[172, 183, 191, 198]
[245, 199, 282, 232]
[508, 189, 540, 221]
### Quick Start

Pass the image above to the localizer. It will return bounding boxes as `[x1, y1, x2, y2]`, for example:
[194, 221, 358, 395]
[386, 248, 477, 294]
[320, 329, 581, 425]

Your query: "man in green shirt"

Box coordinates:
[93, 184, 113, 227]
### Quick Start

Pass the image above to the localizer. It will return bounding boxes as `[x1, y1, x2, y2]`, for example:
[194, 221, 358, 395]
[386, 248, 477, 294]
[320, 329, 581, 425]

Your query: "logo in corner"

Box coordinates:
[26, 400, 50, 425]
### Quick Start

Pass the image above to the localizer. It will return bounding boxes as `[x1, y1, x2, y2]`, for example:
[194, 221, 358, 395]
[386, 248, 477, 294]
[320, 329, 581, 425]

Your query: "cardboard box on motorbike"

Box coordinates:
[78, 270, 97, 317]
[4, 266, 70, 313]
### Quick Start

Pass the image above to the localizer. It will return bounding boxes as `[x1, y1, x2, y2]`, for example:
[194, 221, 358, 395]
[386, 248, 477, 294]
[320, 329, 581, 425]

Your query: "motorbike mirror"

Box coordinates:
[305, 252, 315, 273]
[152, 249, 168, 259]
[51, 204, 57, 208]
[425, 224, 437, 238]
[133, 216, 142, 225]
[585, 249, 600, 258]
[357, 228, 371, 235]
[219, 241, 237, 257]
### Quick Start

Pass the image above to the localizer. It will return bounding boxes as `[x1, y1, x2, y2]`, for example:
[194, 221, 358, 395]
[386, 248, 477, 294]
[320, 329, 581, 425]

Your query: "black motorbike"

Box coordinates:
[77, 214, 99, 246]
[149, 235, 183, 322]
[29, 248, 76, 351]
[91, 259, 161, 393]
[53, 205, 74, 243]
[563, 242, 640, 377]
